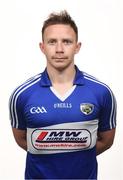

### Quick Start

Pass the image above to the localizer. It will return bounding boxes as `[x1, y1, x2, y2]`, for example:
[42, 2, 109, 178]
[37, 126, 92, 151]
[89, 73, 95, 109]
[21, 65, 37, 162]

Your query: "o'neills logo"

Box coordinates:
[31, 129, 91, 151]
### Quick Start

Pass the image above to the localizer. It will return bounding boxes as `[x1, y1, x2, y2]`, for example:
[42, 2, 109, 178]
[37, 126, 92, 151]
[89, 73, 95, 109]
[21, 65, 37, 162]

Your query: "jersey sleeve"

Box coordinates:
[98, 87, 117, 132]
[9, 89, 26, 130]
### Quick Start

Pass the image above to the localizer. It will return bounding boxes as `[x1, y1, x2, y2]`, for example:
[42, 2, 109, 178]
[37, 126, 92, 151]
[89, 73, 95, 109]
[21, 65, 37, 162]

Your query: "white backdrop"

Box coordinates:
[0, 0, 123, 179]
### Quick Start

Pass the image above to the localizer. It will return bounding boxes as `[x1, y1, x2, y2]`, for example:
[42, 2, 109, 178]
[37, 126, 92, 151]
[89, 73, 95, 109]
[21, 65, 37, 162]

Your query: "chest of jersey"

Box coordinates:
[23, 85, 100, 128]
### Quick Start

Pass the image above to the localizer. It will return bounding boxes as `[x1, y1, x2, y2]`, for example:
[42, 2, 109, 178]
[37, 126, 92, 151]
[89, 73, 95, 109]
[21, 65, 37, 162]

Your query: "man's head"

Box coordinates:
[42, 10, 78, 42]
[40, 11, 81, 71]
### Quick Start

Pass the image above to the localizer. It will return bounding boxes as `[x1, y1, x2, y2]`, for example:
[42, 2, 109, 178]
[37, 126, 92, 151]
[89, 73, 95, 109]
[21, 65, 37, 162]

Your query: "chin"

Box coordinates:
[53, 63, 71, 71]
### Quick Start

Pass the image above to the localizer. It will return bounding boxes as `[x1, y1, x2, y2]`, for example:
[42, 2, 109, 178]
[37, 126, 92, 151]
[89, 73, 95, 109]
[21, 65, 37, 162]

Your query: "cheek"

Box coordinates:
[46, 46, 55, 53]
[67, 48, 77, 55]
[43, 47, 52, 56]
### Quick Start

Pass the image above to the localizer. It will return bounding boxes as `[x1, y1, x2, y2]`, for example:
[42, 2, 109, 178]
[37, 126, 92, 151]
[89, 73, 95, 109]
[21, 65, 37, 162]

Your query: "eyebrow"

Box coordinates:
[47, 38, 74, 42]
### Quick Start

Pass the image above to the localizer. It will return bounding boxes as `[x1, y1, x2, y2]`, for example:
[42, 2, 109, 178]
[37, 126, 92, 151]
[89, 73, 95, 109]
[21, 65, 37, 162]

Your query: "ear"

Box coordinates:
[39, 42, 45, 53]
[75, 42, 82, 54]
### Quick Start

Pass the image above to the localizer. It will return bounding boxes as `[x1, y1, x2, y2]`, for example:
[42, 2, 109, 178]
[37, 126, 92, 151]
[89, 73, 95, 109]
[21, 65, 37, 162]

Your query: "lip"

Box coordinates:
[52, 57, 68, 59]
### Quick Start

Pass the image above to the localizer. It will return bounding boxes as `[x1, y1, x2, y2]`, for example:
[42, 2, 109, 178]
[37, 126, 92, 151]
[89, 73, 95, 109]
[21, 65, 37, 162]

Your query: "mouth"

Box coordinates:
[52, 57, 68, 60]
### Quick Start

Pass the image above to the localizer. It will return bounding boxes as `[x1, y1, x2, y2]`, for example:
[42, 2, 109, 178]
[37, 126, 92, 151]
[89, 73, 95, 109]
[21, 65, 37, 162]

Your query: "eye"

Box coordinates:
[63, 39, 73, 45]
[48, 39, 56, 45]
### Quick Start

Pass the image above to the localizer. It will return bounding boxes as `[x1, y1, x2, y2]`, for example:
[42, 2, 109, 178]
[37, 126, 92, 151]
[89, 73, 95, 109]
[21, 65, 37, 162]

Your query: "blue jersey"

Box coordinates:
[9, 66, 116, 179]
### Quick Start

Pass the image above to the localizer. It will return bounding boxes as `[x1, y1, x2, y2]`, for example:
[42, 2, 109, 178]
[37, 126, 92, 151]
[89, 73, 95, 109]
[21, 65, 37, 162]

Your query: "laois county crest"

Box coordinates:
[80, 103, 94, 115]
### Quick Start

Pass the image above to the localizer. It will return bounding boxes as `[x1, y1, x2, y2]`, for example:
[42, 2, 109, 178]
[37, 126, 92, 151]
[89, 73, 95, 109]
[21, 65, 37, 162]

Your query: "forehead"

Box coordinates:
[43, 24, 76, 40]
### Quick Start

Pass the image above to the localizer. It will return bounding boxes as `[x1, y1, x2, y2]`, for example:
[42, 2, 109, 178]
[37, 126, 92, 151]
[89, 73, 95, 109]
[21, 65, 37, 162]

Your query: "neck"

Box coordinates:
[47, 64, 76, 84]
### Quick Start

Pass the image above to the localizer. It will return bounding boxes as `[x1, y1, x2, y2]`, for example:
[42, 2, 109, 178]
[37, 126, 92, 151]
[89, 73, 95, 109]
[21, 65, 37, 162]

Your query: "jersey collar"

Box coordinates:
[40, 65, 85, 87]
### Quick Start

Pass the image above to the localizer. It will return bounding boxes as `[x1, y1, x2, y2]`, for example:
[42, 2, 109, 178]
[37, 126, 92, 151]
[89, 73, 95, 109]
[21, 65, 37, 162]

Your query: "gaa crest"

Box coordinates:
[80, 103, 94, 115]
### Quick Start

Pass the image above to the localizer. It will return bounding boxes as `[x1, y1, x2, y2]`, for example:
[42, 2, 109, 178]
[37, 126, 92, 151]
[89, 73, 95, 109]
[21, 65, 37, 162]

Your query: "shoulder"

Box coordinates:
[83, 72, 112, 93]
[9, 73, 42, 105]
[82, 72, 116, 104]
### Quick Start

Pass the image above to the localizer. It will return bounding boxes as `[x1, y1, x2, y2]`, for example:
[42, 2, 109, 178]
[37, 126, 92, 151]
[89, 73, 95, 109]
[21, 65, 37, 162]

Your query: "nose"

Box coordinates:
[55, 42, 64, 53]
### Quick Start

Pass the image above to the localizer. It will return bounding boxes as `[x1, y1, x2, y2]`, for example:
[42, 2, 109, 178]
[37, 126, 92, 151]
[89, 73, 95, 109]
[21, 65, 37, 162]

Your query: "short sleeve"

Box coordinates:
[98, 87, 117, 132]
[9, 89, 26, 130]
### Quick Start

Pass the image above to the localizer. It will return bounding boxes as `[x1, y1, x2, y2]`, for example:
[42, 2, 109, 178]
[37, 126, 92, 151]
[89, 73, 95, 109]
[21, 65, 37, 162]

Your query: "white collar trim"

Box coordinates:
[50, 85, 76, 101]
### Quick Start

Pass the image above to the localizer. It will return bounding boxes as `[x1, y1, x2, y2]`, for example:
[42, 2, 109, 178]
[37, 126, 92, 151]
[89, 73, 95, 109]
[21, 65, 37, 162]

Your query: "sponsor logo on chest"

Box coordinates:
[31, 129, 91, 150]
[27, 120, 98, 154]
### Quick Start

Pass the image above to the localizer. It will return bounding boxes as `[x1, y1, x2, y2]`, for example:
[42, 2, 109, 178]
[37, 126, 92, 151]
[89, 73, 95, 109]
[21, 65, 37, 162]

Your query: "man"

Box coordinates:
[9, 10, 116, 179]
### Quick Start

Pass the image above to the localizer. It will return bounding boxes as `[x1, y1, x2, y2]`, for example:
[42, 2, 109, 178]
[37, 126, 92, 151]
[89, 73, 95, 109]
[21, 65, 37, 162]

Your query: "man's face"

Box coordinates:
[40, 24, 81, 70]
